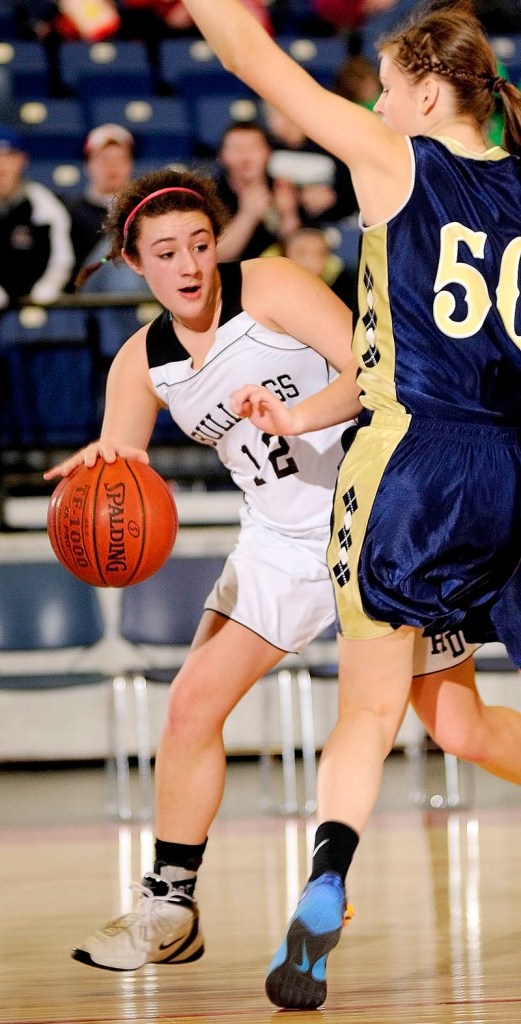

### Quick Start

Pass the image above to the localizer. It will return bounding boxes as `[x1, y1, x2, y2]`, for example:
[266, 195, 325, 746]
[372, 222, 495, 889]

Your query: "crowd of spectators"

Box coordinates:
[1, 0, 515, 315]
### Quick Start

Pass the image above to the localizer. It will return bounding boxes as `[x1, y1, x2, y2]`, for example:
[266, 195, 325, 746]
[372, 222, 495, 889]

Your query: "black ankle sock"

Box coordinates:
[309, 821, 359, 884]
[154, 837, 208, 874]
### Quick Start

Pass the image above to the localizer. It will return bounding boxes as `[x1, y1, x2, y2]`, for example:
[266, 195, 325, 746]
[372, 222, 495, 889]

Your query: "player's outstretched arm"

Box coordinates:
[180, 0, 409, 207]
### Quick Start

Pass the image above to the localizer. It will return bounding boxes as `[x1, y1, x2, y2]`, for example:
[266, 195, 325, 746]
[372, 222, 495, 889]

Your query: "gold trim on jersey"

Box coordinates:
[353, 223, 410, 419]
[435, 136, 509, 162]
[327, 410, 411, 638]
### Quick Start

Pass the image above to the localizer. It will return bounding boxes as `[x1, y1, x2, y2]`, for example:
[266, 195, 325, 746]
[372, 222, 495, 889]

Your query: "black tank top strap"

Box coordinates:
[218, 262, 243, 325]
[146, 263, 243, 368]
[146, 309, 188, 368]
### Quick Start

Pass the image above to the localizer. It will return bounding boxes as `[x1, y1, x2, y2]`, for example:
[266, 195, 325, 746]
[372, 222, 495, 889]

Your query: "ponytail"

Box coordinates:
[74, 255, 111, 292]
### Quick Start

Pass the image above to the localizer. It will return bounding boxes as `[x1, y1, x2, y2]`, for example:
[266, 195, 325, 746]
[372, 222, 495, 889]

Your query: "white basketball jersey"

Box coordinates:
[147, 263, 350, 536]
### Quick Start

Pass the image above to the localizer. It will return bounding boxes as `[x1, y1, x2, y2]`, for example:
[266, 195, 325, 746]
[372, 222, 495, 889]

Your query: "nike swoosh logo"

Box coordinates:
[296, 941, 310, 974]
[312, 838, 329, 858]
[159, 935, 187, 952]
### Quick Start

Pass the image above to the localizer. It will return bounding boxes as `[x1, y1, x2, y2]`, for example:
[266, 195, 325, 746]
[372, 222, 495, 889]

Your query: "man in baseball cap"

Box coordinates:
[83, 122, 134, 158]
[61, 122, 135, 288]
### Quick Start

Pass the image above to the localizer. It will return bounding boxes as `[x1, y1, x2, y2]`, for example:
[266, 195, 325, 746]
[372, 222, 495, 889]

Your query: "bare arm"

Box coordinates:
[242, 255, 357, 373]
[231, 368, 360, 435]
[44, 327, 162, 479]
[232, 255, 362, 432]
[181, 0, 411, 220]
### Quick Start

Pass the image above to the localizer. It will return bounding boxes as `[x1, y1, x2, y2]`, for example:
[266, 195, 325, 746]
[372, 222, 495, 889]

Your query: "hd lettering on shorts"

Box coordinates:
[331, 486, 358, 587]
[428, 630, 466, 659]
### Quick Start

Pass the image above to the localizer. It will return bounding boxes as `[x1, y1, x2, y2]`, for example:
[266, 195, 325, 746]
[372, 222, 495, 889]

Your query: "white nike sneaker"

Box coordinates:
[71, 873, 204, 971]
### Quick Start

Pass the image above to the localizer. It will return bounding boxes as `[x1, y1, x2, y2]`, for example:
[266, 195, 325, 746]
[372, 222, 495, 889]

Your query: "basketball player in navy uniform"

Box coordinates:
[44, 166, 495, 978]
[178, 0, 521, 1008]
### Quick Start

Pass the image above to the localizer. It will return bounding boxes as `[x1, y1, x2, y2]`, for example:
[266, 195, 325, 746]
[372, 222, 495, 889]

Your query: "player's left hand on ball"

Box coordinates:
[43, 442, 149, 480]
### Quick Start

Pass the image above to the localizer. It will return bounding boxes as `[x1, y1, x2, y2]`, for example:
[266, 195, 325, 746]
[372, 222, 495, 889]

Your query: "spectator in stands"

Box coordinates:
[61, 123, 145, 292]
[263, 225, 356, 306]
[263, 101, 357, 225]
[215, 120, 301, 261]
[0, 125, 74, 309]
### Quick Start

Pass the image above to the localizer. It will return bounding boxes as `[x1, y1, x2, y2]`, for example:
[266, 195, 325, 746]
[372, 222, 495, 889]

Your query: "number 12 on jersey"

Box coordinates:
[241, 434, 298, 486]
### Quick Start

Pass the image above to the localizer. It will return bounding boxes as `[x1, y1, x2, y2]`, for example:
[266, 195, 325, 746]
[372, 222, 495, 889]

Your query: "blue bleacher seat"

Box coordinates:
[190, 94, 261, 155]
[59, 40, 154, 99]
[16, 98, 86, 160]
[158, 37, 254, 99]
[0, 0, 16, 39]
[276, 34, 347, 87]
[29, 159, 85, 195]
[0, 308, 99, 448]
[87, 97, 193, 161]
[93, 303, 160, 362]
[0, 39, 49, 98]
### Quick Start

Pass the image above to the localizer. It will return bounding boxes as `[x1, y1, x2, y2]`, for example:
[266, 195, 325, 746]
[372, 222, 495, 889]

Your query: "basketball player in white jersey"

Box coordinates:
[45, 167, 479, 974]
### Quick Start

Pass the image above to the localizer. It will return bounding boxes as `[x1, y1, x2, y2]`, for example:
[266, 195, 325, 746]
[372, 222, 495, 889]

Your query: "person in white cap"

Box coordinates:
[60, 123, 136, 289]
[0, 124, 74, 308]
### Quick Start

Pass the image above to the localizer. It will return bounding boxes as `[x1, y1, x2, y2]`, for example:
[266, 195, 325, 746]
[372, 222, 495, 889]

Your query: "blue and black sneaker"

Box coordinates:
[265, 871, 353, 1009]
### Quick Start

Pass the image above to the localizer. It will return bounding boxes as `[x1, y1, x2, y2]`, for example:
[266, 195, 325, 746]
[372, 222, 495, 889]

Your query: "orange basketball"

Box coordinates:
[47, 458, 178, 587]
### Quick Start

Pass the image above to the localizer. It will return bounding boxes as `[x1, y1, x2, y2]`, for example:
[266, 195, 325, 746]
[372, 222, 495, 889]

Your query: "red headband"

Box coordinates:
[123, 186, 205, 239]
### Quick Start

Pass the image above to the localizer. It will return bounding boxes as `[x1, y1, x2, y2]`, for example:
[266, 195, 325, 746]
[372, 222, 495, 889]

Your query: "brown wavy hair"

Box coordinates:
[75, 166, 230, 290]
[378, 0, 521, 155]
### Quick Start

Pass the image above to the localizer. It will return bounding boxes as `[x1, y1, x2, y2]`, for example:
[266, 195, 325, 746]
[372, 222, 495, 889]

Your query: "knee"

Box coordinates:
[429, 712, 486, 763]
[162, 671, 220, 747]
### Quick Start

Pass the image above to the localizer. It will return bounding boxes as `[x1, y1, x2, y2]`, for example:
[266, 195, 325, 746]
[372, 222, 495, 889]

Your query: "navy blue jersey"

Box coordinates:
[354, 136, 521, 425]
[329, 136, 521, 664]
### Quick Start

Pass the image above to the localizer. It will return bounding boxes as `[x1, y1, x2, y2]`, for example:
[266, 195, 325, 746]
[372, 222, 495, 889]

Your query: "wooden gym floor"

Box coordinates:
[1, 755, 521, 1024]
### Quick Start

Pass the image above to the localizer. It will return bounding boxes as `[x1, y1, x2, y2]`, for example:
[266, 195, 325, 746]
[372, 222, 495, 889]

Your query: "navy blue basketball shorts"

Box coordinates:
[327, 410, 521, 667]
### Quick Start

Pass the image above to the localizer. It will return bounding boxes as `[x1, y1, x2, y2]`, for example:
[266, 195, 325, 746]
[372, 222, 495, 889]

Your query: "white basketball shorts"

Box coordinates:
[204, 510, 480, 669]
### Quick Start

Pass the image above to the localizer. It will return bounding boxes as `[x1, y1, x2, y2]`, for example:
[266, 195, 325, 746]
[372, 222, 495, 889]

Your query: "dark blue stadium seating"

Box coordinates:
[87, 96, 193, 160]
[1, 40, 49, 98]
[15, 98, 86, 160]
[59, 39, 154, 99]
[157, 37, 254, 100]
[276, 33, 347, 87]
[190, 94, 261, 155]
[0, 308, 99, 448]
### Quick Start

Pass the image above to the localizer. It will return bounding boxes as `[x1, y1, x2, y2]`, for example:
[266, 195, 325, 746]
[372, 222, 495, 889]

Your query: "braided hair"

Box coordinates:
[378, 0, 521, 155]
